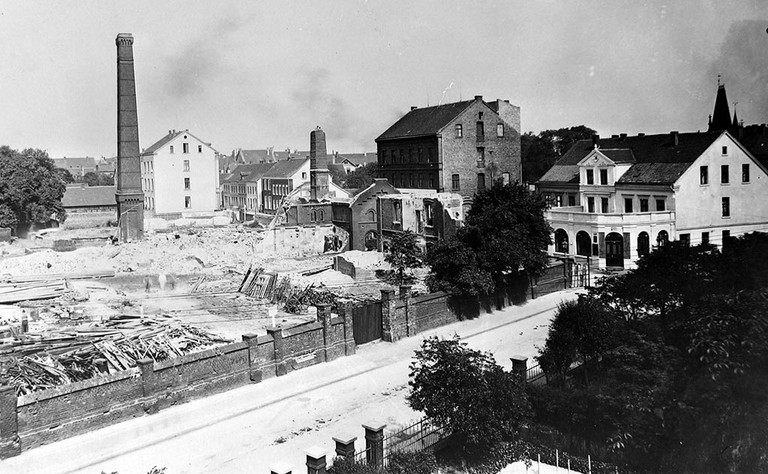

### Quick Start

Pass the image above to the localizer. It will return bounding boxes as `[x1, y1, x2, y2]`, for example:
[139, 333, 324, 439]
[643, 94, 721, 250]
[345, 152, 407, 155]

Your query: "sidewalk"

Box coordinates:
[1, 289, 578, 474]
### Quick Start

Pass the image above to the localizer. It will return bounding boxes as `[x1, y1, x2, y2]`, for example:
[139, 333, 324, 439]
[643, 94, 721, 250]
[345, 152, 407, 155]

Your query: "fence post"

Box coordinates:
[305, 446, 327, 474]
[269, 461, 294, 474]
[267, 326, 287, 376]
[511, 355, 528, 381]
[0, 384, 20, 457]
[242, 333, 261, 382]
[380, 289, 396, 342]
[333, 435, 357, 459]
[316, 304, 332, 363]
[337, 302, 357, 356]
[363, 423, 386, 469]
[399, 285, 415, 336]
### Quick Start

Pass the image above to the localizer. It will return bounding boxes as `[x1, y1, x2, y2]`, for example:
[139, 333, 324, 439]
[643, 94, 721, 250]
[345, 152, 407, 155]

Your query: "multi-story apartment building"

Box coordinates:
[261, 158, 310, 214]
[221, 163, 275, 219]
[537, 130, 768, 268]
[140, 129, 219, 216]
[375, 95, 522, 207]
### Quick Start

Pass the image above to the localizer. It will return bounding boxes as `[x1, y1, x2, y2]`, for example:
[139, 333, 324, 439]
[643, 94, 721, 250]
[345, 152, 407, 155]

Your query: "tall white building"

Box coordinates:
[141, 129, 220, 216]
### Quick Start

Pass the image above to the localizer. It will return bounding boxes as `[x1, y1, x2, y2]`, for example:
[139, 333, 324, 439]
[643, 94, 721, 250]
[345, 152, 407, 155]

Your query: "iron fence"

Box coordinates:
[384, 417, 449, 459]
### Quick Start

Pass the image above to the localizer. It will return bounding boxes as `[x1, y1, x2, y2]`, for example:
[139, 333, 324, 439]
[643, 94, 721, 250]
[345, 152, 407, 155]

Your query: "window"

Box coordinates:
[568, 194, 576, 206]
[391, 150, 397, 163]
[721, 165, 729, 184]
[393, 201, 402, 223]
[599, 169, 608, 185]
[637, 232, 650, 257]
[183, 160, 190, 172]
[183, 143, 189, 154]
[624, 198, 633, 213]
[428, 174, 435, 188]
[169, 145, 174, 154]
[722, 145, 728, 155]
[742, 164, 750, 183]
[428, 148, 434, 162]
[502, 172, 510, 185]
[409, 173, 414, 187]
[601, 197, 608, 213]
[478, 112, 483, 120]
[722, 197, 730, 217]
[399, 150, 404, 163]
[418, 174, 424, 187]
[702, 232, 710, 245]
[656, 199, 666, 211]
[476, 121, 484, 141]
[418, 148, 423, 162]
[408, 149, 413, 163]
[556, 195, 562, 207]
[586, 169, 594, 184]
[184, 177, 190, 190]
[455, 124, 463, 138]
[302, 172, 307, 179]
[451, 174, 460, 191]
[477, 147, 485, 167]
[680, 233, 690, 246]
[184, 196, 191, 208]
[477, 173, 486, 190]
[587, 196, 595, 213]
[723, 230, 730, 246]
[496, 123, 504, 137]
[425, 203, 434, 226]
[700, 166, 708, 185]
[198, 145, 202, 153]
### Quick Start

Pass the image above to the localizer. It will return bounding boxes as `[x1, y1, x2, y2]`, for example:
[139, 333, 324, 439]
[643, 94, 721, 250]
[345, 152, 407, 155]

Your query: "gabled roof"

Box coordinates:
[599, 149, 636, 164]
[350, 178, 400, 205]
[237, 149, 272, 163]
[327, 163, 347, 175]
[62, 185, 117, 208]
[223, 163, 275, 183]
[376, 100, 478, 141]
[539, 132, 722, 185]
[142, 129, 217, 155]
[337, 152, 377, 166]
[263, 158, 310, 179]
[53, 157, 97, 170]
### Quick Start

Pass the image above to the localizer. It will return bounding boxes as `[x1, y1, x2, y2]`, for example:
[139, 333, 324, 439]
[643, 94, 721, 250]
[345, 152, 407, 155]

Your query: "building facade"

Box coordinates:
[537, 131, 768, 268]
[221, 163, 275, 220]
[140, 129, 219, 216]
[375, 95, 522, 207]
[261, 158, 310, 214]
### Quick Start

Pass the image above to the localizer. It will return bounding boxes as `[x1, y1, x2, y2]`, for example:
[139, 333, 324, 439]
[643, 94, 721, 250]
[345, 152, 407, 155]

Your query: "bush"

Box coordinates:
[329, 457, 379, 474]
[386, 450, 437, 474]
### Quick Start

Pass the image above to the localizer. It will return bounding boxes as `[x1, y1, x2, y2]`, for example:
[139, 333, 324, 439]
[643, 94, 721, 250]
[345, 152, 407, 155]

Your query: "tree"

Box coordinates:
[0, 146, 66, 233]
[83, 171, 114, 186]
[521, 125, 596, 183]
[384, 230, 422, 284]
[425, 182, 552, 296]
[344, 163, 377, 189]
[55, 167, 75, 184]
[407, 336, 530, 450]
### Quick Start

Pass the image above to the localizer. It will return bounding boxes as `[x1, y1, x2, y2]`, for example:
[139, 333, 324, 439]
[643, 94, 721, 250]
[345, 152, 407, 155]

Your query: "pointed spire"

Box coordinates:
[708, 77, 732, 132]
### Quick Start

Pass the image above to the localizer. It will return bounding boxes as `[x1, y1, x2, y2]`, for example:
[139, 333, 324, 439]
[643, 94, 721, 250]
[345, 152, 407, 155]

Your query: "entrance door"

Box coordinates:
[352, 302, 382, 345]
[605, 232, 624, 268]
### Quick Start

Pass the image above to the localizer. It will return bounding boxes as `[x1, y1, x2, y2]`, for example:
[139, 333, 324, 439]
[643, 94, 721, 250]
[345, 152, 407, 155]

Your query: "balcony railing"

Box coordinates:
[546, 208, 675, 226]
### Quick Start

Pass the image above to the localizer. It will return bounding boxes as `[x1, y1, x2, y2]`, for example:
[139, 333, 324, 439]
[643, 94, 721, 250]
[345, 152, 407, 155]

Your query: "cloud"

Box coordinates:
[291, 67, 358, 143]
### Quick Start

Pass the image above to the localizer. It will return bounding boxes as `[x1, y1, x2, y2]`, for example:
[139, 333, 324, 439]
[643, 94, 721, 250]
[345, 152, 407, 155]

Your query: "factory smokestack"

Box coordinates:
[115, 33, 144, 241]
[309, 126, 329, 202]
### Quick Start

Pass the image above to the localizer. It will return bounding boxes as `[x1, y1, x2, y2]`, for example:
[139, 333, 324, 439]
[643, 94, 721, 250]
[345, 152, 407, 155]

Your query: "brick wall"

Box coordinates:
[0, 304, 355, 458]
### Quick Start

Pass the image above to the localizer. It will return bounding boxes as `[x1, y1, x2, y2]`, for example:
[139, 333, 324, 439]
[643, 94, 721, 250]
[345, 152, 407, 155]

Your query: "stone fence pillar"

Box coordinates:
[267, 326, 287, 376]
[333, 435, 357, 459]
[337, 302, 356, 356]
[399, 285, 415, 336]
[380, 289, 396, 342]
[242, 333, 261, 382]
[363, 423, 386, 469]
[511, 355, 528, 381]
[305, 446, 327, 474]
[269, 461, 293, 474]
[316, 304, 332, 363]
[0, 385, 19, 457]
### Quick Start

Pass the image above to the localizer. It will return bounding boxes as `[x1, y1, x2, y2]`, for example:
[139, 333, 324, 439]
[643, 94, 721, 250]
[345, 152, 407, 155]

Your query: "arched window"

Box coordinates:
[367, 209, 376, 222]
[637, 232, 650, 257]
[318, 209, 325, 221]
[364, 230, 378, 251]
[576, 231, 591, 256]
[657, 230, 669, 247]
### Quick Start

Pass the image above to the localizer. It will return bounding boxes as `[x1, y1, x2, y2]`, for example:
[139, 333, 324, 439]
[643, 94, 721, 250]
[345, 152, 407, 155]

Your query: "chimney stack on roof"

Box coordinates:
[474, 95, 483, 101]
[619, 133, 627, 140]
[591, 134, 600, 147]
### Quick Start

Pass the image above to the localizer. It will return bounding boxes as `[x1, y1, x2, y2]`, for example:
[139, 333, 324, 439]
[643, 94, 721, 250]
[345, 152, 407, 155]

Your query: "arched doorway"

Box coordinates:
[554, 229, 569, 253]
[576, 231, 591, 256]
[657, 230, 669, 247]
[637, 232, 650, 258]
[364, 230, 378, 251]
[605, 232, 624, 268]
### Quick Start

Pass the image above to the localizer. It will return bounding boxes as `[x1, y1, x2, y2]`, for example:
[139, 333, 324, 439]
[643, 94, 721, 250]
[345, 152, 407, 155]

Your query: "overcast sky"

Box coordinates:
[1, 0, 767, 158]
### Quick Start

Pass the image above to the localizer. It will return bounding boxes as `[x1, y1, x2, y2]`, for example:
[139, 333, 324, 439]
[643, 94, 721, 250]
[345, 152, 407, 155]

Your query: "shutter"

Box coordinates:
[623, 233, 631, 259]
[598, 232, 606, 258]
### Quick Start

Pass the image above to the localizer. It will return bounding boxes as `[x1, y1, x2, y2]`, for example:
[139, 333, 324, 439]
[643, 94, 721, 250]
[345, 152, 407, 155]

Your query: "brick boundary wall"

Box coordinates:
[0, 304, 355, 457]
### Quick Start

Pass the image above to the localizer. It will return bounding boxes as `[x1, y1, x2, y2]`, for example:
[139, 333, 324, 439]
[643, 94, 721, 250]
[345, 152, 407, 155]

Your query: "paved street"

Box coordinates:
[1, 289, 578, 474]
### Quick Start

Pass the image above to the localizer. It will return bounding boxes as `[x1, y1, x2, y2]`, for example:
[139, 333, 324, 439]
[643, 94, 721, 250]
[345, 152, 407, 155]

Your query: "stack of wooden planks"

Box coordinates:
[0, 280, 68, 304]
[0, 314, 231, 396]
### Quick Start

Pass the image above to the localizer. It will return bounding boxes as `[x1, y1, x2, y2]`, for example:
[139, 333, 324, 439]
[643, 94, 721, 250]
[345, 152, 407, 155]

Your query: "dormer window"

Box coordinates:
[599, 169, 608, 185]
[586, 169, 594, 185]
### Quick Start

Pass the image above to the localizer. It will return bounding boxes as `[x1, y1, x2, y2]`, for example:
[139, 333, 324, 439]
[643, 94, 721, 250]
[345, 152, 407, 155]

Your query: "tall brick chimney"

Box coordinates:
[309, 126, 329, 202]
[115, 33, 144, 241]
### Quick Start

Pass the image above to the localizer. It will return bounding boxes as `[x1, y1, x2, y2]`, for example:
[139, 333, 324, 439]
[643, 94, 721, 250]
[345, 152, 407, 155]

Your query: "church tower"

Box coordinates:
[708, 77, 732, 132]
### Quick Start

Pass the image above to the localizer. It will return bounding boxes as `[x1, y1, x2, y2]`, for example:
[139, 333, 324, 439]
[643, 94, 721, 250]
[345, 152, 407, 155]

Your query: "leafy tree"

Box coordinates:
[384, 230, 422, 284]
[0, 146, 66, 232]
[425, 182, 552, 295]
[345, 163, 377, 189]
[328, 166, 347, 188]
[83, 171, 114, 186]
[55, 167, 75, 184]
[521, 125, 596, 183]
[407, 336, 530, 450]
